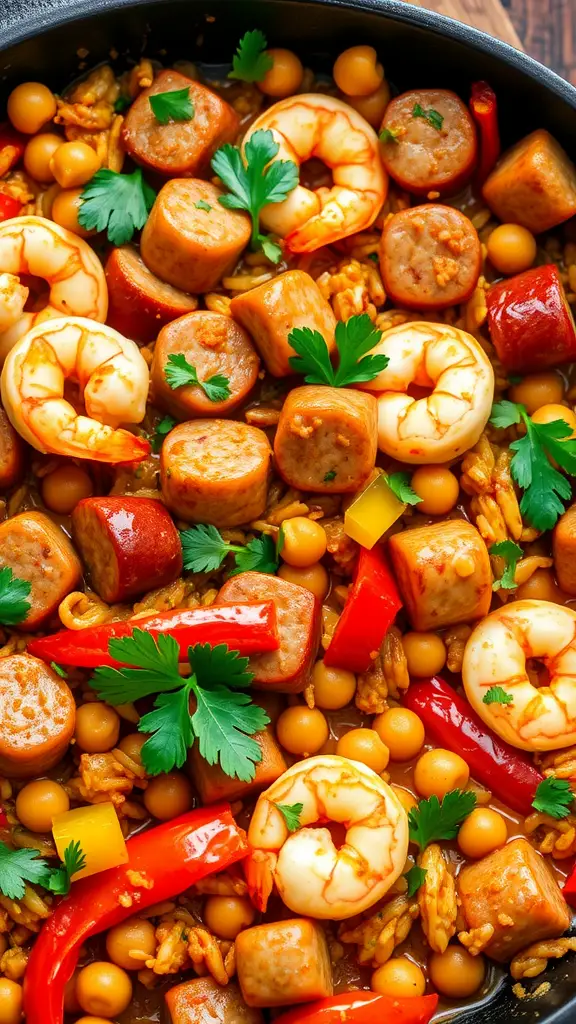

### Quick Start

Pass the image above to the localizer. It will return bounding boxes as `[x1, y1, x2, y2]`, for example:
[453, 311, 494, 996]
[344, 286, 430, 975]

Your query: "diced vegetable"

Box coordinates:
[52, 802, 127, 880]
[344, 474, 406, 548]
[469, 81, 500, 184]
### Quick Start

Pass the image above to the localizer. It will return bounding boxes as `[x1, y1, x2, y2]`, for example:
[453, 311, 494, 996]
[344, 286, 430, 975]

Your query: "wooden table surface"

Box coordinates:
[411, 0, 576, 84]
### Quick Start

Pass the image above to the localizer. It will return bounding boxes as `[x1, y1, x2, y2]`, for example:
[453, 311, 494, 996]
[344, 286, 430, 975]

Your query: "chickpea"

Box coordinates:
[402, 631, 446, 678]
[278, 562, 329, 600]
[333, 46, 384, 97]
[311, 660, 356, 710]
[0, 979, 22, 1024]
[106, 917, 157, 970]
[41, 463, 93, 514]
[515, 568, 559, 603]
[458, 807, 508, 859]
[509, 372, 564, 415]
[347, 80, 391, 129]
[373, 708, 425, 762]
[531, 403, 576, 435]
[413, 748, 470, 799]
[336, 728, 389, 774]
[410, 465, 460, 516]
[23, 132, 62, 183]
[276, 705, 329, 755]
[7, 82, 57, 134]
[391, 784, 418, 815]
[15, 778, 69, 833]
[486, 223, 537, 276]
[75, 702, 120, 754]
[51, 187, 94, 237]
[428, 945, 485, 998]
[371, 957, 426, 998]
[143, 772, 193, 821]
[117, 732, 147, 764]
[76, 961, 132, 1018]
[259, 49, 304, 98]
[50, 140, 100, 189]
[204, 895, 256, 940]
[281, 517, 327, 568]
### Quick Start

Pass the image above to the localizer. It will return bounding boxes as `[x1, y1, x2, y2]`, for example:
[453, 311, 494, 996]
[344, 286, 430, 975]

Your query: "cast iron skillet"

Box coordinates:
[0, 0, 575, 1021]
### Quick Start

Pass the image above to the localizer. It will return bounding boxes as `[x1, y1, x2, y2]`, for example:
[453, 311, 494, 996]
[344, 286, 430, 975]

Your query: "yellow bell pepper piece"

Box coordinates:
[52, 802, 128, 880]
[344, 474, 406, 549]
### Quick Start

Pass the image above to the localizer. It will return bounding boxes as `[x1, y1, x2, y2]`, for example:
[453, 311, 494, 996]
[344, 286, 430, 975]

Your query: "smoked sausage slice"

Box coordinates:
[105, 245, 197, 344]
[166, 979, 263, 1024]
[0, 407, 24, 490]
[0, 654, 75, 777]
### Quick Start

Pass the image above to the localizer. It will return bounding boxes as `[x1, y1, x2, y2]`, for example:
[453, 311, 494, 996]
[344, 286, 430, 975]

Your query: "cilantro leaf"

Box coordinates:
[275, 802, 303, 832]
[149, 87, 194, 125]
[412, 103, 444, 130]
[181, 523, 234, 573]
[0, 843, 52, 900]
[483, 685, 514, 706]
[259, 234, 283, 263]
[92, 629, 182, 703]
[231, 534, 279, 576]
[229, 29, 274, 83]
[191, 686, 267, 782]
[532, 778, 575, 820]
[0, 566, 31, 626]
[164, 353, 231, 403]
[408, 790, 477, 849]
[489, 399, 523, 429]
[194, 199, 212, 212]
[150, 415, 176, 454]
[379, 127, 400, 144]
[212, 129, 298, 253]
[140, 685, 194, 775]
[78, 168, 156, 245]
[404, 864, 427, 897]
[45, 841, 87, 895]
[288, 326, 336, 385]
[189, 643, 253, 691]
[114, 95, 131, 113]
[489, 539, 523, 591]
[288, 313, 388, 388]
[387, 472, 422, 506]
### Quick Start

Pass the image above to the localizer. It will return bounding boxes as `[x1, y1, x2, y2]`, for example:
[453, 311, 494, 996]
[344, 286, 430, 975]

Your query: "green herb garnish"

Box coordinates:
[149, 87, 194, 125]
[379, 127, 401, 144]
[483, 686, 514, 706]
[532, 778, 575, 820]
[150, 415, 177, 454]
[489, 539, 523, 592]
[0, 567, 31, 626]
[194, 199, 212, 212]
[78, 168, 156, 245]
[412, 103, 444, 130]
[408, 790, 477, 850]
[275, 802, 303, 832]
[228, 29, 274, 83]
[387, 472, 422, 506]
[180, 524, 279, 576]
[45, 841, 87, 896]
[164, 353, 231, 403]
[404, 864, 427, 897]
[288, 313, 388, 388]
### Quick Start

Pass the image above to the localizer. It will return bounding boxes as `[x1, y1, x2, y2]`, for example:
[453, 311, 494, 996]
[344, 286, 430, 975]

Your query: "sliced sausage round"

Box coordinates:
[72, 496, 183, 604]
[161, 420, 271, 527]
[218, 572, 320, 693]
[380, 88, 477, 195]
[0, 654, 75, 777]
[121, 69, 239, 178]
[0, 407, 24, 490]
[141, 179, 251, 294]
[379, 204, 481, 310]
[105, 245, 198, 344]
[151, 311, 260, 419]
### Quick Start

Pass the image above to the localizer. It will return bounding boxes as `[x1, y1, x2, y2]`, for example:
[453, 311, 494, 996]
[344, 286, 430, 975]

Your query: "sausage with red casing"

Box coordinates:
[0, 654, 76, 777]
[105, 245, 197, 344]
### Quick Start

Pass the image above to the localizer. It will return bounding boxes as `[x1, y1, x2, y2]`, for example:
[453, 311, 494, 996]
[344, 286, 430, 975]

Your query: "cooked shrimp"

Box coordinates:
[245, 754, 408, 920]
[1, 316, 150, 463]
[462, 600, 576, 751]
[356, 321, 494, 463]
[243, 95, 387, 252]
[0, 216, 107, 363]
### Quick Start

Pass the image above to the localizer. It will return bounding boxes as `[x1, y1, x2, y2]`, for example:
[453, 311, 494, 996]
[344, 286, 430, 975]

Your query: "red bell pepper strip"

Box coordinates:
[27, 601, 279, 667]
[469, 81, 500, 185]
[273, 992, 439, 1024]
[23, 805, 247, 1024]
[0, 124, 25, 178]
[562, 863, 576, 908]
[404, 676, 543, 815]
[0, 193, 22, 222]
[324, 545, 402, 673]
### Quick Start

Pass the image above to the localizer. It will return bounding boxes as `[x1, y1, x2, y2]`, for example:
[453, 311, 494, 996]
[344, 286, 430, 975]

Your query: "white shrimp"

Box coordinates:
[1, 316, 150, 464]
[243, 94, 387, 252]
[0, 216, 108, 363]
[245, 755, 408, 920]
[356, 321, 494, 463]
[462, 600, 576, 751]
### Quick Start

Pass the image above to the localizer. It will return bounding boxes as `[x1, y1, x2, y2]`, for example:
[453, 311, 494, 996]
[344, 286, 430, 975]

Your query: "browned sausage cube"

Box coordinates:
[166, 978, 263, 1024]
[483, 129, 576, 234]
[274, 385, 377, 493]
[72, 496, 182, 603]
[161, 420, 271, 527]
[0, 511, 82, 630]
[151, 311, 260, 420]
[230, 270, 336, 377]
[388, 520, 491, 630]
[218, 573, 320, 693]
[105, 245, 198, 344]
[122, 70, 239, 177]
[553, 505, 576, 595]
[236, 919, 333, 1007]
[141, 180, 251, 294]
[458, 838, 571, 961]
[187, 717, 288, 804]
[0, 407, 24, 490]
[0, 654, 76, 777]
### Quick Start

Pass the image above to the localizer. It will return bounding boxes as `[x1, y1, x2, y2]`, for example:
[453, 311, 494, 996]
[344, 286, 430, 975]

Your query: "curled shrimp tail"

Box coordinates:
[83, 425, 151, 464]
[244, 850, 277, 912]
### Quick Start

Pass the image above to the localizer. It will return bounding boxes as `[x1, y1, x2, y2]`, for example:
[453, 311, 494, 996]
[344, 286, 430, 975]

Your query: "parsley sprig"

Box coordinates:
[483, 685, 514, 706]
[45, 841, 87, 895]
[387, 472, 422, 506]
[181, 524, 279, 576]
[164, 354, 231, 403]
[0, 567, 31, 625]
[79, 168, 156, 245]
[92, 632, 269, 781]
[211, 129, 298, 262]
[408, 790, 477, 850]
[490, 400, 576, 531]
[149, 87, 194, 124]
[412, 103, 444, 130]
[150, 415, 176, 454]
[275, 802, 303, 832]
[288, 313, 388, 388]
[489, 539, 522, 591]
[404, 864, 427, 897]
[0, 840, 85, 900]
[532, 777, 575, 820]
[229, 29, 274, 83]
